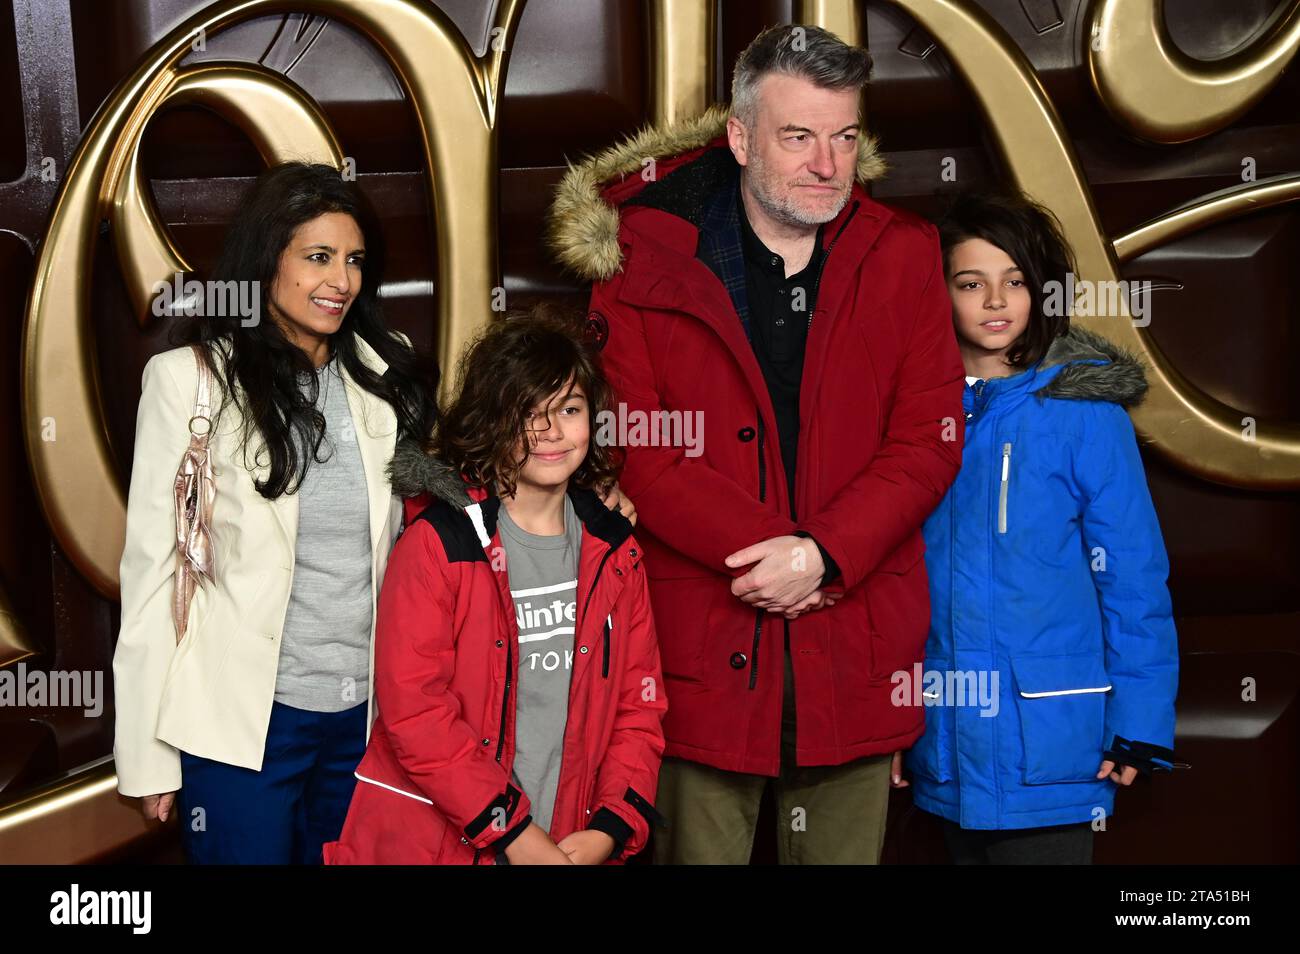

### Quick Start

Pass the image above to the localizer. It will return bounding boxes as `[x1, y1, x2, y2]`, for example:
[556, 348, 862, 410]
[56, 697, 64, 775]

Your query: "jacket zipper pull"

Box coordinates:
[966, 379, 986, 422]
[804, 200, 859, 331]
[602, 614, 612, 679]
[998, 442, 1012, 534]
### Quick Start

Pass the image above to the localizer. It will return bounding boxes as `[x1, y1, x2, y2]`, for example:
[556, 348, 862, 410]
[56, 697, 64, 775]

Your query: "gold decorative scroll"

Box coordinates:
[115, 62, 345, 326]
[1113, 174, 1300, 263]
[22, 0, 525, 600]
[1089, 0, 1300, 144]
[794, 0, 863, 47]
[0, 760, 155, 863]
[0, 586, 37, 669]
[646, 0, 717, 127]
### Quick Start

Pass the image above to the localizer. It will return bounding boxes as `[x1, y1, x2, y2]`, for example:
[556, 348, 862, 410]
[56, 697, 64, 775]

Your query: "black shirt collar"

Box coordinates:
[736, 186, 825, 277]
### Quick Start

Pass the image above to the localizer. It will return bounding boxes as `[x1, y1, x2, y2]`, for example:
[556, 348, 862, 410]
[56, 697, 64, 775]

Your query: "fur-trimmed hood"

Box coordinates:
[386, 440, 471, 504]
[546, 103, 888, 283]
[1034, 326, 1148, 407]
[384, 439, 636, 555]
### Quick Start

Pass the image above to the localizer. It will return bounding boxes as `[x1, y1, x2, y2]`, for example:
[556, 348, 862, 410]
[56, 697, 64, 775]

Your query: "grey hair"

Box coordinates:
[731, 24, 872, 128]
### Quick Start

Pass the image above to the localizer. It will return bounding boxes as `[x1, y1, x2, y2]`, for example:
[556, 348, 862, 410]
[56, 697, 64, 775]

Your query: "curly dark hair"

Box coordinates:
[937, 190, 1075, 369]
[432, 304, 621, 498]
[171, 161, 439, 499]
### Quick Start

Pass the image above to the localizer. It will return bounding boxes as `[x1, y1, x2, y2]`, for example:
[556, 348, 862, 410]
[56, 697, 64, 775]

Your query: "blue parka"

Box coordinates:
[906, 327, 1179, 830]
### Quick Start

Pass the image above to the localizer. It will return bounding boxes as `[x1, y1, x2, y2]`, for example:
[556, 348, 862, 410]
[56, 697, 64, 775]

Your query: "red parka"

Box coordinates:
[324, 444, 667, 864]
[547, 104, 965, 775]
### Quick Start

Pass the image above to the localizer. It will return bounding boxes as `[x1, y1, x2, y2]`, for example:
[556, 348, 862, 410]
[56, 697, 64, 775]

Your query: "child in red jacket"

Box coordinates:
[324, 311, 667, 865]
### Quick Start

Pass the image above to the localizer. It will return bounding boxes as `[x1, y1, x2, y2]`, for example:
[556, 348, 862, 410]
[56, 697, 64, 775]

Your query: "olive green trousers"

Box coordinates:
[654, 644, 893, 865]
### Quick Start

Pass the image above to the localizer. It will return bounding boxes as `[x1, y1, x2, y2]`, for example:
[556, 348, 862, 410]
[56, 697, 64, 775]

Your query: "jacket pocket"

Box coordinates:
[905, 657, 953, 783]
[997, 442, 1011, 534]
[1011, 652, 1111, 784]
[161, 578, 243, 699]
[650, 578, 714, 684]
[228, 570, 276, 639]
[865, 535, 929, 680]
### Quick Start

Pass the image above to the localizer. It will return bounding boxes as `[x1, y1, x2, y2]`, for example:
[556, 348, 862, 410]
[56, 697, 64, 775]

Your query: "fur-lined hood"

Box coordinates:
[546, 103, 888, 283]
[1034, 326, 1148, 407]
[386, 441, 472, 504]
[383, 441, 635, 554]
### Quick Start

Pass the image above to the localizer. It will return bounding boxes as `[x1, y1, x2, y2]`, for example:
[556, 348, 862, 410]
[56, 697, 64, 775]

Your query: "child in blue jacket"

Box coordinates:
[902, 191, 1180, 864]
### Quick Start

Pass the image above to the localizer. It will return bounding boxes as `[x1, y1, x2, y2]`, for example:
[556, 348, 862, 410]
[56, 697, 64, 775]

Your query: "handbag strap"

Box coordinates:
[172, 344, 217, 643]
[189, 343, 212, 441]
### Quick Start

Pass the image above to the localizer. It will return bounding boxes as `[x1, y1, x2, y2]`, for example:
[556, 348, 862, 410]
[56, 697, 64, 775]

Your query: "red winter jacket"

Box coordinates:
[547, 105, 965, 775]
[324, 444, 667, 864]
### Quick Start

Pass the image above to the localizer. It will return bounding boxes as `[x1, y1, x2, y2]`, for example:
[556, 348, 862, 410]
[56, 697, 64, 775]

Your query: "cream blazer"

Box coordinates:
[112, 334, 403, 798]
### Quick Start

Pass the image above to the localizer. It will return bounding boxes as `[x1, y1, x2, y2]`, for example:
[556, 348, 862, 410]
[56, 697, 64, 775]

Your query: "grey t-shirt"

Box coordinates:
[274, 357, 374, 712]
[498, 496, 583, 834]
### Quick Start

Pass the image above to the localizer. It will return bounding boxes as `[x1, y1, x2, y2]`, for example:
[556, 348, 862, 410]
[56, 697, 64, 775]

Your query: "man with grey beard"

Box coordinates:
[548, 24, 964, 863]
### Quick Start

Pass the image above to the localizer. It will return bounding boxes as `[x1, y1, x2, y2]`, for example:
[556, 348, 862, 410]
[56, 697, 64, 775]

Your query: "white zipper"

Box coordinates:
[1020, 685, 1112, 698]
[997, 442, 1012, 534]
[353, 771, 433, 804]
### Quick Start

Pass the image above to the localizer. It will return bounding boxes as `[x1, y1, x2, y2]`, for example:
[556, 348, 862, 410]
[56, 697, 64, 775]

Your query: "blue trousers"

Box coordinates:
[178, 700, 367, 864]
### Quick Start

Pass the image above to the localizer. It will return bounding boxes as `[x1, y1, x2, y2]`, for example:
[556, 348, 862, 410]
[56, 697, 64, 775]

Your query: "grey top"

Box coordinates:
[274, 357, 374, 713]
[499, 496, 583, 834]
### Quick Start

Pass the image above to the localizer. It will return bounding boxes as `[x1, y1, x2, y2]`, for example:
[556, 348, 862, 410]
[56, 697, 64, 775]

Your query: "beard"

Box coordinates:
[745, 148, 852, 228]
